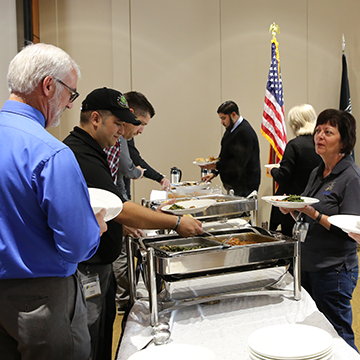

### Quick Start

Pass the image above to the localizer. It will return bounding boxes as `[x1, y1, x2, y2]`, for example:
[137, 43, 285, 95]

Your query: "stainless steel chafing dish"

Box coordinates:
[127, 226, 300, 326]
[142, 191, 258, 226]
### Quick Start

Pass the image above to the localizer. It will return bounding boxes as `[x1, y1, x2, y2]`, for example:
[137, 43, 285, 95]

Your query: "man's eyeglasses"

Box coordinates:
[54, 78, 79, 103]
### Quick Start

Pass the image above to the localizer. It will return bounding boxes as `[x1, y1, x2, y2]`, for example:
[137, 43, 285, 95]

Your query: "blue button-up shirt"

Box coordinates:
[0, 100, 100, 279]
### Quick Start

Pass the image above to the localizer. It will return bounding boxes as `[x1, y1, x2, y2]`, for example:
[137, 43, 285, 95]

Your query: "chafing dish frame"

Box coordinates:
[127, 227, 301, 326]
[141, 191, 258, 226]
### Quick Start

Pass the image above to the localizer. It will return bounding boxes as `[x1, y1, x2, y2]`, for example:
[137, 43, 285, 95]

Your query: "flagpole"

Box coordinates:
[269, 22, 280, 195]
[270, 23, 278, 195]
[339, 33, 354, 159]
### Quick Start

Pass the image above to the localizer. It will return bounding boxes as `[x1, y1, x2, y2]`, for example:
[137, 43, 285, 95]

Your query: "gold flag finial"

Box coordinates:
[269, 22, 280, 39]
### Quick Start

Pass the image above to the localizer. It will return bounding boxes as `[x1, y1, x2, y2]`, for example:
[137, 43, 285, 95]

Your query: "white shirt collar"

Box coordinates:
[230, 115, 243, 133]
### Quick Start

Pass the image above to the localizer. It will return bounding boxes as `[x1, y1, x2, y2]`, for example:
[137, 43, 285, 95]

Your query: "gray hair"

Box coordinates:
[7, 43, 81, 95]
[288, 104, 317, 136]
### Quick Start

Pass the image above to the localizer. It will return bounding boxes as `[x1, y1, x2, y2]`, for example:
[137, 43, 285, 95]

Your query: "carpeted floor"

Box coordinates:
[352, 272, 360, 350]
[112, 314, 123, 360]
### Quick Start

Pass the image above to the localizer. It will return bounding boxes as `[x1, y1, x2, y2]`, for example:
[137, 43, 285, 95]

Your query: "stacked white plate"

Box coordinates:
[248, 324, 333, 360]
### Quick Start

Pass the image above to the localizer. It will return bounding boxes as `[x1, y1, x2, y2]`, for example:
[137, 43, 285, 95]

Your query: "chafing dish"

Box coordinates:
[127, 226, 300, 326]
[142, 191, 258, 225]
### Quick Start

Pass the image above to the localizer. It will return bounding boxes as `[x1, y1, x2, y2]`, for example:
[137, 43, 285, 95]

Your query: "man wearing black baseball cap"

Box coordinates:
[63, 87, 203, 360]
[81, 87, 142, 126]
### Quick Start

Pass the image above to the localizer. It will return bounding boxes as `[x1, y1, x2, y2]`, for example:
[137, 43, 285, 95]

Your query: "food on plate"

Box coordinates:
[194, 156, 220, 164]
[171, 181, 206, 188]
[224, 237, 258, 246]
[159, 245, 206, 252]
[277, 195, 304, 203]
[169, 203, 185, 210]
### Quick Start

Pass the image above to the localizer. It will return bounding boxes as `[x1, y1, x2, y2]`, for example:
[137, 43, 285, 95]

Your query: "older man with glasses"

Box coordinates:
[0, 43, 107, 360]
[54, 77, 80, 103]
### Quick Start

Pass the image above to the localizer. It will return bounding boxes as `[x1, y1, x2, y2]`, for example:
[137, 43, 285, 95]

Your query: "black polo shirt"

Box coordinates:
[63, 126, 127, 264]
[302, 155, 360, 272]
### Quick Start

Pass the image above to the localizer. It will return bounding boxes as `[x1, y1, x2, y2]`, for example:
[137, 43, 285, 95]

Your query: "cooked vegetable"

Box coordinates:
[169, 203, 185, 210]
[159, 245, 206, 252]
[280, 195, 304, 202]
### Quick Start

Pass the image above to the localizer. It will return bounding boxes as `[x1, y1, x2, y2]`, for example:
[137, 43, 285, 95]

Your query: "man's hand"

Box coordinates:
[160, 177, 171, 191]
[201, 173, 215, 183]
[135, 166, 145, 179]
[123, 225, 146, 238]
[95, 208, 107, 236]
[176, 216, 203, 237]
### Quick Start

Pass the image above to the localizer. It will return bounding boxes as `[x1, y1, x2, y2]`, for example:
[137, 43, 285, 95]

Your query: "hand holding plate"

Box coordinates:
[95, 208, 108, 236]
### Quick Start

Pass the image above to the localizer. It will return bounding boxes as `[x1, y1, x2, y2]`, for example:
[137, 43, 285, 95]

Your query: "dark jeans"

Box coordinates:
[301, 265, 359, 352]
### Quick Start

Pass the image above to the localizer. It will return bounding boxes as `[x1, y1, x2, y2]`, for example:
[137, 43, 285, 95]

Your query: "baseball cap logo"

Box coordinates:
[117, 94, 129, 108]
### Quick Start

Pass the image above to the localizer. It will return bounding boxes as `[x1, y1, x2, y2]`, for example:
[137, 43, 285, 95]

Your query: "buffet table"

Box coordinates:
[117, 274, 360, 360]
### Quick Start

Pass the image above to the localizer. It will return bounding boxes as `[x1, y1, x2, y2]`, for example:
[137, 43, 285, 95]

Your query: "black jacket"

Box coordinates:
[63, 126, 126, 264]
[270, 134, 321, 236]
[216, 119, 260, 196]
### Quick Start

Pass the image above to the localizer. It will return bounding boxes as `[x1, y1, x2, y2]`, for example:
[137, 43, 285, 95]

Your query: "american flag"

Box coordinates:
[261, 38, 287, 164]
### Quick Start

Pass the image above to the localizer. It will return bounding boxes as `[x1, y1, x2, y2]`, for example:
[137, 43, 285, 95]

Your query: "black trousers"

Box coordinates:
[0, 274, 90, 360]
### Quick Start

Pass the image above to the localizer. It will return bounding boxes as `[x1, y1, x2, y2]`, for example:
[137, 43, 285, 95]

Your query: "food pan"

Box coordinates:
[139, 228, 296, 276]
[145, 236, 222, 257]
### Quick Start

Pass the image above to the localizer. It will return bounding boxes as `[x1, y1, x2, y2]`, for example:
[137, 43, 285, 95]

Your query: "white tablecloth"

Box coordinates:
[117, 274, 360, 359]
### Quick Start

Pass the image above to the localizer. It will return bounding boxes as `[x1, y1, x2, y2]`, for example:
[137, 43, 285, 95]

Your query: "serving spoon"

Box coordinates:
[140, 329, 171, 350]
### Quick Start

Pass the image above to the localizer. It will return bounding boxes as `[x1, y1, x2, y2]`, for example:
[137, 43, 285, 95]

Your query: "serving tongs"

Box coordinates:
[202, 230, 231, 248]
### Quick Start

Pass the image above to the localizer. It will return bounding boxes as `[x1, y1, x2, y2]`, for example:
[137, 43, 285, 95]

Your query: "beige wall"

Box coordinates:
[0, 0, 17, 104]
[38, 0, 360, 225]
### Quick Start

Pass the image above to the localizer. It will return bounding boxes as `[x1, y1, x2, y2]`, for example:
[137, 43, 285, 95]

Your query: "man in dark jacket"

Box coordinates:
[202, 100, 261, 196]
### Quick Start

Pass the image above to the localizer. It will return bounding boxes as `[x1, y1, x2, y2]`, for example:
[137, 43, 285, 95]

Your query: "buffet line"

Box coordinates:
[127, 187, 301, 327]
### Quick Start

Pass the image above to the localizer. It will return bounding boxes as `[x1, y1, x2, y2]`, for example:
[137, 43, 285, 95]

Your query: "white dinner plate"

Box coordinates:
[128, 344, 216, 360]
[88, 188, 123, 222]
[328, 214, 360, 234]
[264, 163, 280, 168]
[261, 195, 319, 209]
[193, 160, 218, 166]
[248, 324, 333, 359]
[249, 348, 333, 360]
[161, 199, 216, 215]
[192, 157, 219, 166]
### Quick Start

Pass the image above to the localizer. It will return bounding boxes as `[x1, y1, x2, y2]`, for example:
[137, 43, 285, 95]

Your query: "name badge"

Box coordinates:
[81, 273, 101, 299]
